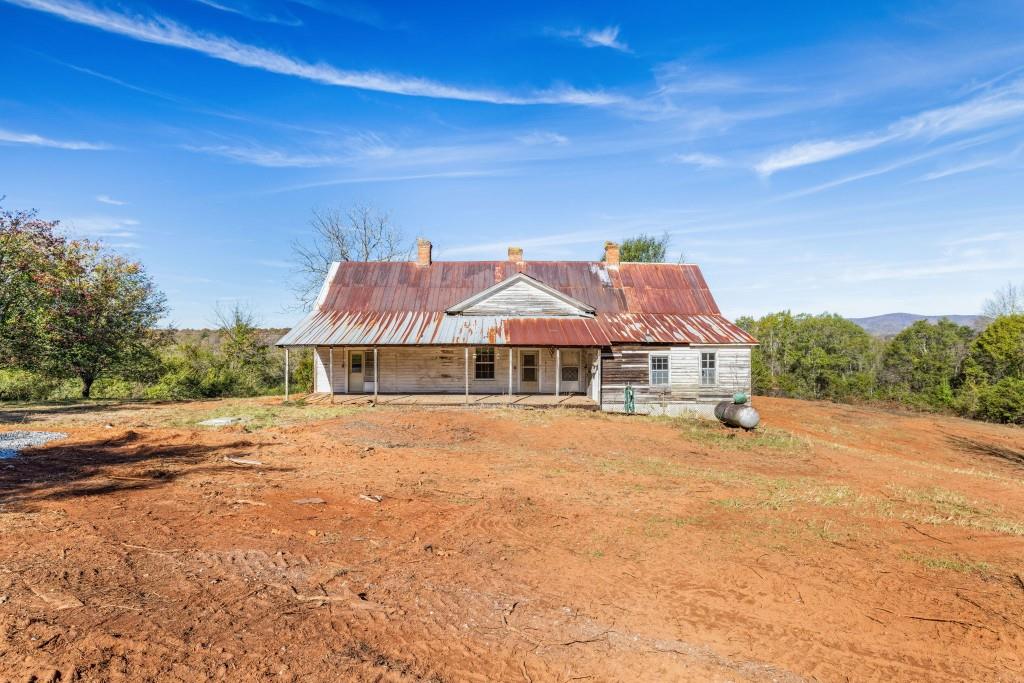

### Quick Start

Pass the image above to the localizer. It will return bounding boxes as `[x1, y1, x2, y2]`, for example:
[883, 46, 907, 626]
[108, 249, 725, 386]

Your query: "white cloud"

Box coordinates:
[183, 143, 345, 167]
[756, 135, 893, 175]
[756, 79, 1024, 175]
[64, 216, 140, 240]
[917, 157, 1002, 181]
[96, 194, 127, 205]
[673, 152, 727, 168]
[189, 0, 302, 26]
[554, 25, 630, 53]
[7, 0, 622, 106]
[0, 126, 108, 150]
[516, 131, 569, 146]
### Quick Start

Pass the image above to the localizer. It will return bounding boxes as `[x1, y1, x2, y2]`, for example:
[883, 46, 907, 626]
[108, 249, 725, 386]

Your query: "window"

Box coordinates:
[561, 365, 579, 382]
[700, 351, 717, 386]
[649, 354, 669, 386]
[475, 347, 495, 379]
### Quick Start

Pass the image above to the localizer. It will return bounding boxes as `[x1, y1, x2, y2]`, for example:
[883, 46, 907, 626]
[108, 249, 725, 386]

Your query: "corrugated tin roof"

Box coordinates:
[278, 260, 756, 347]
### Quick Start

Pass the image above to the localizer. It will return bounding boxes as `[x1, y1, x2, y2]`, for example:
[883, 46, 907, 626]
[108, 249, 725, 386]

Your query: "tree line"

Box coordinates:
[2, 204, 1021, 424]
[737, 310, 1024, 424]
[0, 205, 311, 401]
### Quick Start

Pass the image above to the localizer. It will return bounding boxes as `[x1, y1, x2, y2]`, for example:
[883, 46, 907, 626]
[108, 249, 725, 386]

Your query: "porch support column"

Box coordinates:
[284, 347, 290, 402]
[508, 348, 513, 403]
[373, 347, 379, 404]
[329, 347, 334, 402]
[464, 347, 470, 404]
[555, 348, 561, 397]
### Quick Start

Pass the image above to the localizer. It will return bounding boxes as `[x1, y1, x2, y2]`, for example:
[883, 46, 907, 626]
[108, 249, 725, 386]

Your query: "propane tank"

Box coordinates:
[715, 398, 760, 430]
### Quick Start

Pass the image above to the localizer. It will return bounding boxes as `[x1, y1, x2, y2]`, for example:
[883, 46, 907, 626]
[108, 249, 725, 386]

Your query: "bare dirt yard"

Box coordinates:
[1, 396, 1023, 682]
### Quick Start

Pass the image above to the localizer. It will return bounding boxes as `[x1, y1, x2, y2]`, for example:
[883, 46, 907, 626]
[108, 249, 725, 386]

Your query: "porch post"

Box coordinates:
[284, 347, 290, 402]
[373, 347, 379, 403]
[508, 348, 513, 403]
[555, 348, 561, 397]
[329, 347, 334, 401]
[464, 347, 470, 404]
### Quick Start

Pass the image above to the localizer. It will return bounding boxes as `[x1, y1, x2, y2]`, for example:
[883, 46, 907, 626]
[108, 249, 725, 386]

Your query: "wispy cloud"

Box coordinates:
[917, 156, 1003, 181]
[672, 152, 727, 168]
[183, 143, 346, 167]
[96, 194, 127, 205]
[64, 216, 141, 243]
[189, 0, 302, 26]
[0, 126, 108, 150]
[271, 169, 502, 194]
[774, 132, 1005, 199]
[516, 131, 569, 146]
[7, 0, 624, 106]
[756, 79, 1024, 174]
[552, 25, 630, 53]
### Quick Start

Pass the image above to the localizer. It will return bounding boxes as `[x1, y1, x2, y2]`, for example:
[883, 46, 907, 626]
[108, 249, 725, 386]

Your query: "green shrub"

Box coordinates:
[975, 377, 1024, 424]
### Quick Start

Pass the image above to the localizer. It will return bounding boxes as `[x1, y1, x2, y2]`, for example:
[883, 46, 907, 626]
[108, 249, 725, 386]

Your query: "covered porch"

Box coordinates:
[283, 345, 603, 404]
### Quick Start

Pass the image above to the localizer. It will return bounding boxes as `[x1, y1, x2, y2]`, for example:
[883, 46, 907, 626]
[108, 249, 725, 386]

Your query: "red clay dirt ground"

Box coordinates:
[1, 396, 1023, 682]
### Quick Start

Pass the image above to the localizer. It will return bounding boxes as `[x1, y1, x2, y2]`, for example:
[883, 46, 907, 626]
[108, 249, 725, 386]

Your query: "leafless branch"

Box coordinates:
[290, 204, 410, 309]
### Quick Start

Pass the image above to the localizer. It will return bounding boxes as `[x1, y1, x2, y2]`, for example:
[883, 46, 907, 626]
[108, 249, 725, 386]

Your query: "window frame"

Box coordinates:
[474, 347, 496, 380]
[700, 351, 717, 386]
[649, 353, 670, 386]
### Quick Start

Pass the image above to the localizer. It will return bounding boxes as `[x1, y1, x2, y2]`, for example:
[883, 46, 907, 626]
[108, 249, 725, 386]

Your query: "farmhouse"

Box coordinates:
[277, 240, 757, 415]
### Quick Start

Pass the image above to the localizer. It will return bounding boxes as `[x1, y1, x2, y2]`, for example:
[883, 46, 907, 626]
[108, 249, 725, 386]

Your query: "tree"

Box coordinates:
[963, 314, 1024, 385]
[0, 206, 68, 366]
[38, 243, 168, 398]
[738, 312, 878, 401]
[982, 282, 1024, 319]
[878, 319, 974, 408]
[214, 303, 279, 395]
[605, 232, 674, 263]
[291, 204, 408, 307]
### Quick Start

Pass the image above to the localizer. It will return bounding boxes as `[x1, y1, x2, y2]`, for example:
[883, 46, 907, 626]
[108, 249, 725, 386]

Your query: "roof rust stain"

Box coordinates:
[279, 260, 756, 347]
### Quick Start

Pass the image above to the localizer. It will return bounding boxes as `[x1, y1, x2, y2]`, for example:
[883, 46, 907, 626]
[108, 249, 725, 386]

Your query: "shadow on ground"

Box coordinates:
[946, 433, 1024, 468]
[0, 430, 290, 509]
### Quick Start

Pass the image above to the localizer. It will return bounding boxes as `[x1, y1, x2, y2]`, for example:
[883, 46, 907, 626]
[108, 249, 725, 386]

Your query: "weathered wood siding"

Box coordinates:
[461, 281, 583, 316]
[601, 345, 752, 415]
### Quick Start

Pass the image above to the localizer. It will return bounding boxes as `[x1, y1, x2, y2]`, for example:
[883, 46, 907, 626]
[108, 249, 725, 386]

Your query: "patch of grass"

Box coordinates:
[903, 552, 993, 575]
[710, 479, 863, 512]
[174, 402, 361, 430]
[666, 417, 809, 454]
[886, 485, 1024, 537]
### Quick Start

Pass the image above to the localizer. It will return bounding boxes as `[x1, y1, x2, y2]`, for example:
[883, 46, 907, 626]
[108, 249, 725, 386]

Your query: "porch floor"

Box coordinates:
[300, 392, 599, 410]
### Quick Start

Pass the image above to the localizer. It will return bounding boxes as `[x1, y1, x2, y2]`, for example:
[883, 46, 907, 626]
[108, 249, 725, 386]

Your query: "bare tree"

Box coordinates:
[982, 281, 1024, 319]
[290, 204, 409, 308]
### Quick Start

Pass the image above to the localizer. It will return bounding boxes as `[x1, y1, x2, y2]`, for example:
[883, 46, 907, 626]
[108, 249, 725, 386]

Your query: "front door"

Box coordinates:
[349, 351, 364, 392]
[520, 349, 539, 393]
[560, 349, 581, 393]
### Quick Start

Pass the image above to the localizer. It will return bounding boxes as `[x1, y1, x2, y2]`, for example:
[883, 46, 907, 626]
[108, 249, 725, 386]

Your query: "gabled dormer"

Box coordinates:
[446, 272, 596, 318]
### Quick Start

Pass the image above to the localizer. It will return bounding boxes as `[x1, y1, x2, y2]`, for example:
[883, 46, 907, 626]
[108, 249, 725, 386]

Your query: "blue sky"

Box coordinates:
[2, 0, 1023, 327]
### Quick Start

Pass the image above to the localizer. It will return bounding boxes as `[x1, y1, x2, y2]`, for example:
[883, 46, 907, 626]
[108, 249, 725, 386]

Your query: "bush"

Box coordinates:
[0, 369, 57, 401]
[974, 377, 1024, 424]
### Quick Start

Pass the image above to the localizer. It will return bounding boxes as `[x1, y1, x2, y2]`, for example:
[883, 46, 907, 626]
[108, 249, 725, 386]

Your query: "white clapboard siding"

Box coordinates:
[461, 280, 584, 316]
[313, 347, 330, 393]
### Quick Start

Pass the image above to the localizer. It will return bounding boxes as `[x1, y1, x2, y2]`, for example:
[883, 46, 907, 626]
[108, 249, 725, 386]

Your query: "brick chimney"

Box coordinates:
[508, 246, 523, 263]
[604, 241, 620, 266]
[416, 238, 432, 267]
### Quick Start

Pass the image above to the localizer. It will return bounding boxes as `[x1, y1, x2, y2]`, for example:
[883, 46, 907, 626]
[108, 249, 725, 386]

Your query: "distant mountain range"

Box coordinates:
[848, 313, 987, 337]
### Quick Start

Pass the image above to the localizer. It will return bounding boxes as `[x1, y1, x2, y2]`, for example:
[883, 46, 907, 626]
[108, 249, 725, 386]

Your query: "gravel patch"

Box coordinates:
[0, 431, 67, 459]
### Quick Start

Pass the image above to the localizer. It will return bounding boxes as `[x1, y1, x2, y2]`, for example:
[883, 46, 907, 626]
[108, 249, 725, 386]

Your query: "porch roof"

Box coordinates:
[276, 310, 757, 347]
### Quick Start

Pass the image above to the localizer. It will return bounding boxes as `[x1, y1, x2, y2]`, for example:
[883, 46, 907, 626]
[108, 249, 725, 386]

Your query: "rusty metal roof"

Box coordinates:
[278, 260, 756, 347]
